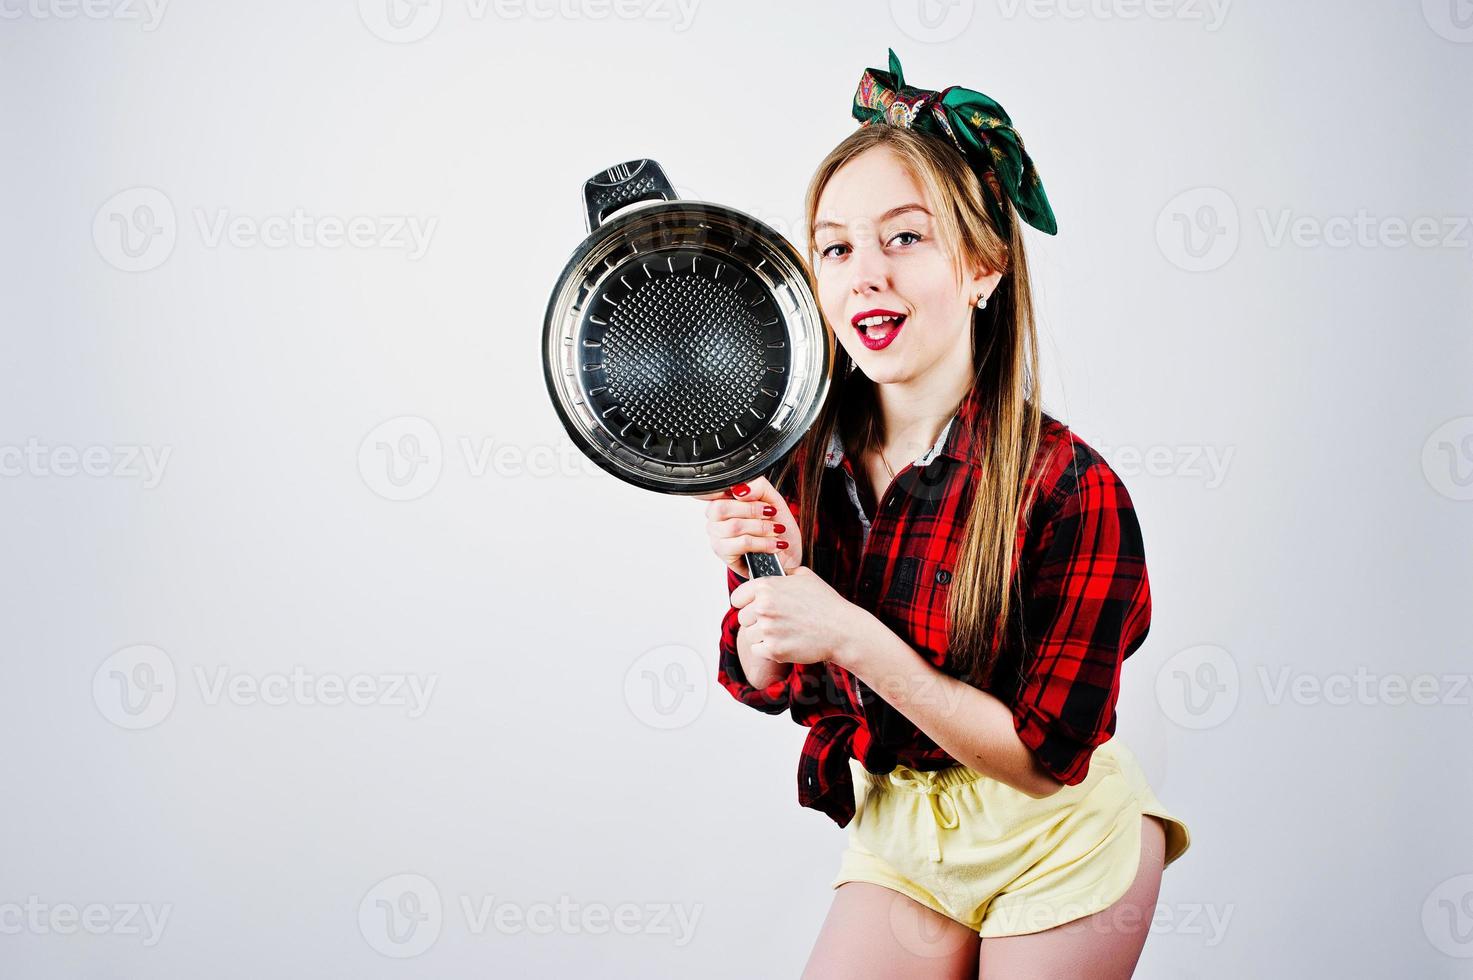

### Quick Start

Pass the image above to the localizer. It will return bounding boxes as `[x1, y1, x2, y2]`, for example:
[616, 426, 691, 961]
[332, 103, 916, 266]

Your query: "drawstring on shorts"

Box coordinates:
[864, 763, 981, 863]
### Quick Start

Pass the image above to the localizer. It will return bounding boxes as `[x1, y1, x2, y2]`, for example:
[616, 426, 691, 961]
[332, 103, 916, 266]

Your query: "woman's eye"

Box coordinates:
[820, 233, 918, 260]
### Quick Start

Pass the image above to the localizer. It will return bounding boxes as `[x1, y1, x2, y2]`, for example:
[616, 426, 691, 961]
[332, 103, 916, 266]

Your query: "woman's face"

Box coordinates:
[812, 146, 997, 388]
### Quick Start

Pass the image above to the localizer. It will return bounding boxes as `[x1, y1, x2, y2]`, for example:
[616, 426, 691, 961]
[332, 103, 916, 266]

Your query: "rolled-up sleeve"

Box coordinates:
[1011, 447, 1152, 787]
[717, 567, 792, 713]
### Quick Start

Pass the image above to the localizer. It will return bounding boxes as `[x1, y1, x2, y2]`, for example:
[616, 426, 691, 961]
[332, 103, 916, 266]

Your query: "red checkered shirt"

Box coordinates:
[716, 383, 1153, 827]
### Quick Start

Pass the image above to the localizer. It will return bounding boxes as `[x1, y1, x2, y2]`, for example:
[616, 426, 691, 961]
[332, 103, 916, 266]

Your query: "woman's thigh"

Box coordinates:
[975, 815, 1167, 980]
[801, 882, 981, 980]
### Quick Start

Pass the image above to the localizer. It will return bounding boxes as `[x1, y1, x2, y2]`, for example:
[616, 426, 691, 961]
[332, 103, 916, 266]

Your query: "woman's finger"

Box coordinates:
[716, 533, 783, 562]
[703, 498, 778, 523]
[708, 516, 784, 542]
[728, 476, 781, 505]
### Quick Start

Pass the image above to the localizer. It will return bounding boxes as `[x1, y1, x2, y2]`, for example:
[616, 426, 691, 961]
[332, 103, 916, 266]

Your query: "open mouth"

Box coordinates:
[853, 312, 906, 350]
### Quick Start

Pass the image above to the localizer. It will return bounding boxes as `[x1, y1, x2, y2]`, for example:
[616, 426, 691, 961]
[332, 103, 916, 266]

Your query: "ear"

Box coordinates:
[966, 260, 1004, 306]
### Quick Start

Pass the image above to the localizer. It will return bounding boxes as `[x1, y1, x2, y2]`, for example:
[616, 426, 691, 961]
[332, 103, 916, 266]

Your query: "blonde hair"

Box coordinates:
[775, 123, 1047, 687]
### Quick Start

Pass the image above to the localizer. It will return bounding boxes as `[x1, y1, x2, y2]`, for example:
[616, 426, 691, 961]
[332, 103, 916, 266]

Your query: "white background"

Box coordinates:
[2, 0, 1471, 976]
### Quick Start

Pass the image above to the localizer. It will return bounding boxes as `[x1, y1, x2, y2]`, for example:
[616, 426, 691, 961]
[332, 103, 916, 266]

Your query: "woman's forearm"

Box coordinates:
[839, 611, 1061, 798]
[736, 621, 793, 690]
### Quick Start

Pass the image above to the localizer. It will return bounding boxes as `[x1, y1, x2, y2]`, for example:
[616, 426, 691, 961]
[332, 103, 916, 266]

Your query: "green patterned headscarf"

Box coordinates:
[852, 48, 1058, 236]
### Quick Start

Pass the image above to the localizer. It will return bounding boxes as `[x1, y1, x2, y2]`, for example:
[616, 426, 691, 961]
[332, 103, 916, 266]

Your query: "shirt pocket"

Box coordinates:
[880, 555, 953, 666]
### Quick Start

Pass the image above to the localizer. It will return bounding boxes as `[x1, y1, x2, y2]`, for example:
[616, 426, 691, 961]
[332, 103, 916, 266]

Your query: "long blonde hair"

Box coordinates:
[774, 123, 1048, 688]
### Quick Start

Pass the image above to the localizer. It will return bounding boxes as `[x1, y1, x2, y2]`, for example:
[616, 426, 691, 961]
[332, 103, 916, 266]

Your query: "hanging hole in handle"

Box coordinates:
[581, 158, 679, 233]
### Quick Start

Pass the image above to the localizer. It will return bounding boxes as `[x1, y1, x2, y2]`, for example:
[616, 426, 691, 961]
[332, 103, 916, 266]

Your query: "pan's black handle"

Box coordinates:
[739, 462, 791, 579]
[582, 159, 679, 233]
[742, 552, 786, 579]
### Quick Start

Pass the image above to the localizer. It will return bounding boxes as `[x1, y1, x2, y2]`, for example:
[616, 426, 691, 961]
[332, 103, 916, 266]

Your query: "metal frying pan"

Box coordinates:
[543, 158, 832, 580]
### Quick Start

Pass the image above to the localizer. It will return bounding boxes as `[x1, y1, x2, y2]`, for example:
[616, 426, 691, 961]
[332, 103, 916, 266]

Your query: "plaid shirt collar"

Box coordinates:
[823, 381, 988, 470]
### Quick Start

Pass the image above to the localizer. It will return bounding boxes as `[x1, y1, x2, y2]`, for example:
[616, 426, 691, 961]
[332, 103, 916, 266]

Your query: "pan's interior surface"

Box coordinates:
[589, 246, 792, 456]
[545, 202, 830, 494]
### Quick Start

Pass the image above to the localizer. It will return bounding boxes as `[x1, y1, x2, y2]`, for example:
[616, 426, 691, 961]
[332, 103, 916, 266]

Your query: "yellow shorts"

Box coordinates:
[829, 737, 1191, 938]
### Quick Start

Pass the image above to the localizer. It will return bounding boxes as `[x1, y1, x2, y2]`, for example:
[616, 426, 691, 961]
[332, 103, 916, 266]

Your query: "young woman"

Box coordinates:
[699, 51, 1191, 978]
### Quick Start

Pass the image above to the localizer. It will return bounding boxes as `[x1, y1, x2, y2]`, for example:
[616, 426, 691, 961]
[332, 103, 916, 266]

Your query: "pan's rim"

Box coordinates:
[541, 199, 832, 496]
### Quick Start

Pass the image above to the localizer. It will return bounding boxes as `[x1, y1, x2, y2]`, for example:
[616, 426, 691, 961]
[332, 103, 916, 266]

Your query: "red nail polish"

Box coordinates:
[762, 504, 776, 517]
[776, 540, 789, 549]
[732, 483, 750, 497]
[773, 523, 786, 533]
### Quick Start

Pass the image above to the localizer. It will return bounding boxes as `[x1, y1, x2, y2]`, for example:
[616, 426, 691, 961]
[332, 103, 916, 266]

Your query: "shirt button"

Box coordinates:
[935, 568, 952, 585]
[860, 577, 875, 592]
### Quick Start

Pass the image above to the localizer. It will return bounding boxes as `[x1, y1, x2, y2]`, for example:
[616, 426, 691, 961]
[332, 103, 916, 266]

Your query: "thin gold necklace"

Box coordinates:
[878, 447, 896, 481]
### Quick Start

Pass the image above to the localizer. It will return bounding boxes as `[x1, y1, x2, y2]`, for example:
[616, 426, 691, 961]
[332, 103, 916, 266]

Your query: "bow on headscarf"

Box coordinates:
[851, 48, 1058, 236]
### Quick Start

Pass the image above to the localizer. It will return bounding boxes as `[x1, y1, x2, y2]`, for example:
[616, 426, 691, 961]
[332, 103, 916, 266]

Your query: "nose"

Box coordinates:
[848, 242, 889, 296]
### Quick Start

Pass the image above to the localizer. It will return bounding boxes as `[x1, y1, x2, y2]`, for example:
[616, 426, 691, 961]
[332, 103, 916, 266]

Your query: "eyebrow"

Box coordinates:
[812, 203, 932, 235]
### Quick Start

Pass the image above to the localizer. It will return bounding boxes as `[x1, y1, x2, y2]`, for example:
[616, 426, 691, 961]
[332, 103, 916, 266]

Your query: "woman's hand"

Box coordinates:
[729, 565, 871, 667]
[696, 476, 802, 578]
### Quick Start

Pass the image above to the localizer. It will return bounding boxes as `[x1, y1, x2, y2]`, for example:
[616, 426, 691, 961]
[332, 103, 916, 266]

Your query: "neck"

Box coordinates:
[870, 355, 975, 464]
